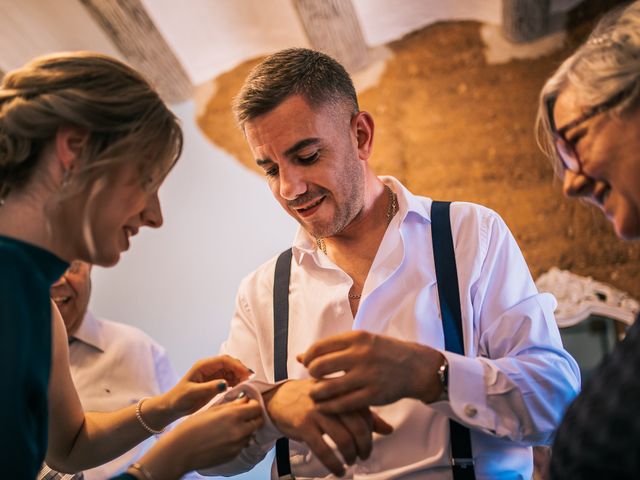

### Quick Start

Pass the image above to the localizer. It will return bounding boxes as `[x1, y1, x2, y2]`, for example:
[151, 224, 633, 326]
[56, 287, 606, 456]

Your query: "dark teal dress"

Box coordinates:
[0, 236, 67, 478]
[0, 236, 135, 479]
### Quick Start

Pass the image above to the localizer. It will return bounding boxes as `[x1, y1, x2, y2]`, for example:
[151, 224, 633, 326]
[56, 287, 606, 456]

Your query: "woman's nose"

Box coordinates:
[142, 191, 164, 228]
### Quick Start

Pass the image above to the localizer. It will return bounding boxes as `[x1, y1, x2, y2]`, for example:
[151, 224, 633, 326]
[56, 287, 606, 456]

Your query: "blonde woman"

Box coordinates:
[537, 2, 640, 477]
[0, 52, 262, 480]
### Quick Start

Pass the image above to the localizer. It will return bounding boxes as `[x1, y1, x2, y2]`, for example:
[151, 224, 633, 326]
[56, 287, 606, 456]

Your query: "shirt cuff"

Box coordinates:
[198, 378, 286, 476]
[213, 378, 285, 442]
[430, 351, 497, 434]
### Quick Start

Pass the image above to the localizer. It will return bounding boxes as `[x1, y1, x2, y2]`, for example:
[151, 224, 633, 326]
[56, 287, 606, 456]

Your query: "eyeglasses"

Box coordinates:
[545, 88, 633, 174]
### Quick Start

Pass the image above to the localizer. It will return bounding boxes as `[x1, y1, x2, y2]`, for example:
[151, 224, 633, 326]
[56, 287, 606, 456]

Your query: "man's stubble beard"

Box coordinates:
[305, 153, 364, 239]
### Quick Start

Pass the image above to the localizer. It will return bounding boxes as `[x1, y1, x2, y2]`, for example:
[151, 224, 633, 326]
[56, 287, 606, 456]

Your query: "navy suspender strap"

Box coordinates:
[274, 248, 294, 479]
[431, 201, 476, 480]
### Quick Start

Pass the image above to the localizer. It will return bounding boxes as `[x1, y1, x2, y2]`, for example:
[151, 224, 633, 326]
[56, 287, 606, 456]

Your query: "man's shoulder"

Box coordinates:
[449, 201, 503, 226]
[441, 201, 509, 252]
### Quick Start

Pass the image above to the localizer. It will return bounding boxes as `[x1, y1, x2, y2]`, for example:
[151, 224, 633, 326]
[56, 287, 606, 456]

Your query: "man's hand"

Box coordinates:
[264, 379, 393, 477]
[297, 331, 445, 413]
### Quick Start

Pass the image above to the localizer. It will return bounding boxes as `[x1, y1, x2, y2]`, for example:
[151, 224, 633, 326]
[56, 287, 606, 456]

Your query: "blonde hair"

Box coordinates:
[0, 51, 183, 198]
[536, 2, 640, 176]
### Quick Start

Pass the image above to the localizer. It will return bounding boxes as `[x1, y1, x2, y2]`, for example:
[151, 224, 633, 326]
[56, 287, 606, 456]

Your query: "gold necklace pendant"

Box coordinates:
[316, 236, 327, 254]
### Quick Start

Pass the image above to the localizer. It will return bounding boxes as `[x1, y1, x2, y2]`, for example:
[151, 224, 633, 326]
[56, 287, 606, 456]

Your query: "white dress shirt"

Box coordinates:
[64, 312, 198, 480]
[207, 177, 580, 480]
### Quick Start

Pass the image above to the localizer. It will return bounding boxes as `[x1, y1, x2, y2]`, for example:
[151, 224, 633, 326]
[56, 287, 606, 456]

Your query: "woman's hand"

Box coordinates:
[165, 355, 254, 418]
[140, 355, 253, 430]
[132, 398, 264, 480]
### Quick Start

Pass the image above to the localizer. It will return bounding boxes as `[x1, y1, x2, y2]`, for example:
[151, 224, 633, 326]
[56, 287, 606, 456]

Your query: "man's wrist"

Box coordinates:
[410, 345, 446, 403]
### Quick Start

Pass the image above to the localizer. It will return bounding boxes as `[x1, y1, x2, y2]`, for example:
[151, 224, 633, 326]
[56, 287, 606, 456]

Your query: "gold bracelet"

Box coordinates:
[128, 462, 155, 480]
[135, 397, 165, 435]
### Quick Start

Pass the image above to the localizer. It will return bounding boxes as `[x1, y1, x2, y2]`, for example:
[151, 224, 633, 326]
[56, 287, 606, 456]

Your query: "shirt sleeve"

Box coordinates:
[430, 205, 581, 445]
[152, 342, 179, 395]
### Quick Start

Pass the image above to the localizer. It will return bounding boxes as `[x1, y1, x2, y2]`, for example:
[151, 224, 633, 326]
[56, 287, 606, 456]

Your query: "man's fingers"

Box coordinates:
[304, 427, 346, 477]
[338, 412, 373, 460]
[306, 350, 357, 379]
[310, 372, 367, 402]
[315, 388, 373, 414]
[316, 415, 358, 466]
[371, 411, 394, 435]
[298, 333, 357, 366]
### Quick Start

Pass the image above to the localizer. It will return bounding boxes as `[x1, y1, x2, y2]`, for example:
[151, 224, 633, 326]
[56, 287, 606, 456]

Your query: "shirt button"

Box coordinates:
[464, 404, 478, 418]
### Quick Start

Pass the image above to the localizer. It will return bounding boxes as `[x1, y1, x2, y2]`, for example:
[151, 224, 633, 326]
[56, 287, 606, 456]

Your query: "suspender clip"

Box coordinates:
[451, 457, 475, 468]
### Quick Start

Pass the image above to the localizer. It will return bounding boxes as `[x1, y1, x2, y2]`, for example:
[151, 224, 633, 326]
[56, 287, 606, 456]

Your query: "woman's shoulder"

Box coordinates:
[0, 236, 38, 282]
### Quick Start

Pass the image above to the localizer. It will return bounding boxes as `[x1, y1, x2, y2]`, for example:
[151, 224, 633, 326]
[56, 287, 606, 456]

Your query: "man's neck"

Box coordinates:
[320, 179, 394, 272]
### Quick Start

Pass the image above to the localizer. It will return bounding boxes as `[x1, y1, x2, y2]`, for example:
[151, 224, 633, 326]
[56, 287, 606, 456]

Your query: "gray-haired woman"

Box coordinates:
[537, 2, 640, 477]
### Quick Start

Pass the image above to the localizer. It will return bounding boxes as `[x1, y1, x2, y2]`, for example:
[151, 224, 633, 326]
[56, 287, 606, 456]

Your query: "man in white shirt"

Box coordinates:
[44, 261, 200, 480]
[203, 48, 580, 479]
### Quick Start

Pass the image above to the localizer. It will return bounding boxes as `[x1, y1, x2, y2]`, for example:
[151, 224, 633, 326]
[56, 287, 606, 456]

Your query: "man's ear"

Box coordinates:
[351, 111, 375, 161]
[54, 125, 89, 171]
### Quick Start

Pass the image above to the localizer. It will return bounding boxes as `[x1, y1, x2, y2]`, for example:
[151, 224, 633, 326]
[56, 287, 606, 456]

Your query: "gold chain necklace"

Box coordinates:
[316, 184, 398, 300]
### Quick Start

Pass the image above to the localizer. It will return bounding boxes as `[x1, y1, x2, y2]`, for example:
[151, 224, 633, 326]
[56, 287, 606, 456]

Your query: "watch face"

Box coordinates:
[435, 359, 449, 402]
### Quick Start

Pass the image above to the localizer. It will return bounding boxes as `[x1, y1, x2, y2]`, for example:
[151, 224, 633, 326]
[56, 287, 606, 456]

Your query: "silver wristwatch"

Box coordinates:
[436, 356, 449, 401]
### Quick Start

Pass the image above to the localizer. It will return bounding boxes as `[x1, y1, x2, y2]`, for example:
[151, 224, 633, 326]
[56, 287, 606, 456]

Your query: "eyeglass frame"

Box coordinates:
[545, 87, 634, 174]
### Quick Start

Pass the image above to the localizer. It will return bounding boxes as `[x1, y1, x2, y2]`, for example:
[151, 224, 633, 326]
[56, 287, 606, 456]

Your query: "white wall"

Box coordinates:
[0, 0, 120, 72]
[353, 0, 502, 47]
[142, 0, 309, 85]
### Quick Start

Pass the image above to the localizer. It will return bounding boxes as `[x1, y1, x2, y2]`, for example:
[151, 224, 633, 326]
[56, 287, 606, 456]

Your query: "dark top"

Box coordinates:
[0, 236, 67, 478]
[0, 236, 136, 479]
[550, 313, 640, 479]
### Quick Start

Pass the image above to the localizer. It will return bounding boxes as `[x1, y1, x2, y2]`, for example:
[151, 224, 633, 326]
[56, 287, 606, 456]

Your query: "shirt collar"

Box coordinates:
[291, 176, 432, 264]
[71, 310, 106, 352]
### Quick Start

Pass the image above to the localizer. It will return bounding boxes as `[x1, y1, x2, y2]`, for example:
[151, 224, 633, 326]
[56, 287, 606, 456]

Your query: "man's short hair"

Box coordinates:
[233, 48, 359, 127]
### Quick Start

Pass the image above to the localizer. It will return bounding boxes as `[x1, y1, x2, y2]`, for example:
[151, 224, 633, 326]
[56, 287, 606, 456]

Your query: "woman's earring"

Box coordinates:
[62, 169, 71, 188]
[0, 183, 10, 206]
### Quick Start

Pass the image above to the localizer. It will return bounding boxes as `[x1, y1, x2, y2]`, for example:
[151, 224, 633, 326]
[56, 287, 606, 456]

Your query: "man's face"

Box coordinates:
[50, 260, 92, 336]
[244, 95, 365, 238]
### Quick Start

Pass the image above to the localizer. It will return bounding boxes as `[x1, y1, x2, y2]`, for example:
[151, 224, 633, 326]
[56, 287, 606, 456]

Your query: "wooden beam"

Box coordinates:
[502, 0, 551, 43]
[80, 0, 192, 103]
[293, 0, 370, 72]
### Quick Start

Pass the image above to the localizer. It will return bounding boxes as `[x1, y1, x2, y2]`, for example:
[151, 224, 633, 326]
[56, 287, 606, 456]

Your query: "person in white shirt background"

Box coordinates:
[43, 260, 202, 480]
[200, 48, 582, 480]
